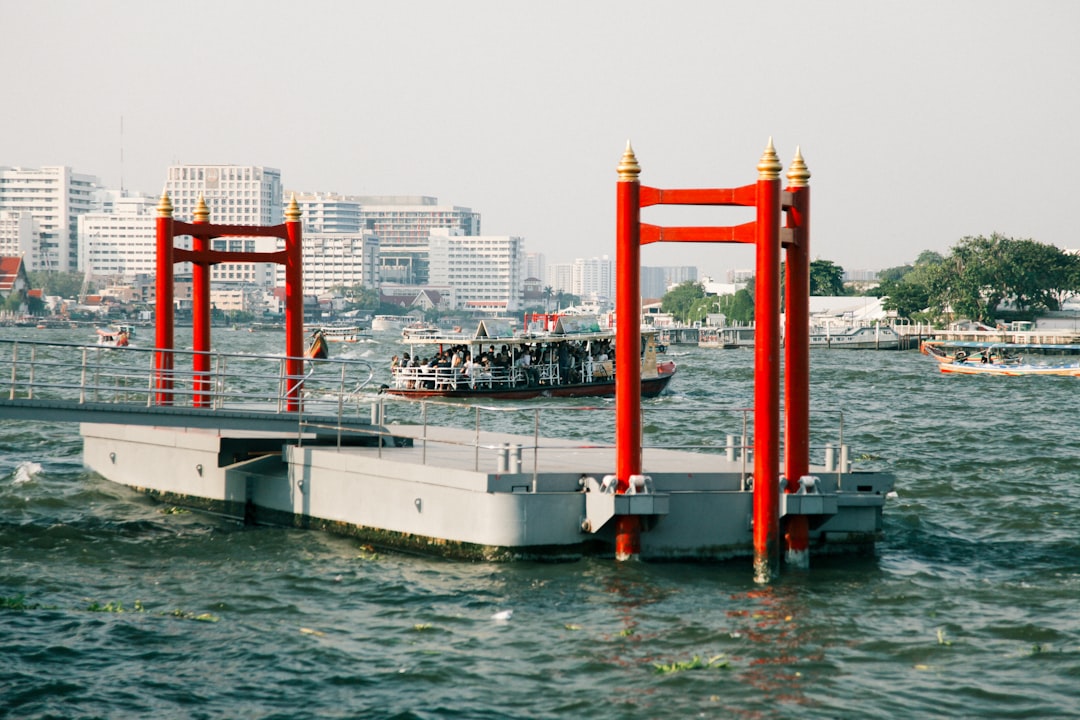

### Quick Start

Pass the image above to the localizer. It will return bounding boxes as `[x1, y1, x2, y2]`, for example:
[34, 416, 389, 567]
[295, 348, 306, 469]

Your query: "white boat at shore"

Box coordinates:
[314, 325, 370, 343]
[371, 315, 414, 332]
[809, 324, 899, 350]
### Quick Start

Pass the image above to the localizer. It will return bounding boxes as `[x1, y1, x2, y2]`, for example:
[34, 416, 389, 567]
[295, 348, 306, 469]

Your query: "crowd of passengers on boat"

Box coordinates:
[389, 338, 616, 391]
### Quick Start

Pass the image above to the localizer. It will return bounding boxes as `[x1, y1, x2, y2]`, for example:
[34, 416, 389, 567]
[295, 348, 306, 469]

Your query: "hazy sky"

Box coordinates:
[3, 0, 1077, 278]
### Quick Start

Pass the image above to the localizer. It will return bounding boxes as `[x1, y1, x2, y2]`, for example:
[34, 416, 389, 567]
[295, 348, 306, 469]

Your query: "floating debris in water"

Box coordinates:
[491, 609, 513, 621]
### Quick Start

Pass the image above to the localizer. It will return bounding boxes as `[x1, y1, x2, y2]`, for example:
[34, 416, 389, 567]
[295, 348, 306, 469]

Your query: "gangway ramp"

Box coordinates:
[0, 339, 381, 434]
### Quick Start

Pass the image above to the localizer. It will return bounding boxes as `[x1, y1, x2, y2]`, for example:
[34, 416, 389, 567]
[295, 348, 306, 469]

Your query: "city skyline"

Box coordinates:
[3, 1, 1077, 277]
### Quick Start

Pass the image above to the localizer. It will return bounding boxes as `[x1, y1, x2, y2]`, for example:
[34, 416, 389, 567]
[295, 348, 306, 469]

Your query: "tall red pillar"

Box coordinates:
[752, 139, 783, 583]
[614, 142, 643, 560]
[783, 148, 812, 567]
[154, 192, 175, 405]
[283, 196, 304, 411]
[191, 196, 212, 407]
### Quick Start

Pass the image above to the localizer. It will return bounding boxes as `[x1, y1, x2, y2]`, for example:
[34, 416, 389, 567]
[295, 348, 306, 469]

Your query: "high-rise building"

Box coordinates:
[354, 196, 480, 247]
[664, 266, 698, 287]
[163, 165, 283, 287]
[292, 192, 363, 234]
[524, 252, 546, 283]
[0, 211, 37, 266]
[574, 255, 614, 304]
[0, 166, 101, 272]
[357, 196, 480, 286]
[545, 263, 575, 297]
[640, 267, 668, 300]
[274, 232, 380, 296]
[427, 229, 523, 313]
[287, 193, 481, 286]
[77, 192, 189, 281]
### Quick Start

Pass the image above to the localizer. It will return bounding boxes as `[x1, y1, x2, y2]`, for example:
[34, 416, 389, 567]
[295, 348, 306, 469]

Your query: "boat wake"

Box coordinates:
[12, 461, 43, 485]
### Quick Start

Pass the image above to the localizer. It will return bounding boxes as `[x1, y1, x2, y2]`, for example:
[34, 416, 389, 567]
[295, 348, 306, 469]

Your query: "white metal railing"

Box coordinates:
[304, 395, 855, 489]
[0, 338, 375, 422]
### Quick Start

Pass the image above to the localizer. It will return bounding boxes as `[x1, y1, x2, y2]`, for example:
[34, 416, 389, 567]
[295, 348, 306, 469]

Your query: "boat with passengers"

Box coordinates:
[922, 339, 1080, 376]
[383, 314, 676, 399]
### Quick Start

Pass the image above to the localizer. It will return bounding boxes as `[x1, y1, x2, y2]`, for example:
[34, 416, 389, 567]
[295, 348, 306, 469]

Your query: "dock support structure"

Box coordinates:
[613, 140, 812, 581]
[615, 148, 643, 560]
[783, 150, 812, 568]
[154, 194, 304, 409]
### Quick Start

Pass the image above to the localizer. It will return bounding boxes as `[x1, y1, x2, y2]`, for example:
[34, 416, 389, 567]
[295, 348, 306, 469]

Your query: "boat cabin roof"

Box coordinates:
[400, 316, 653, 346]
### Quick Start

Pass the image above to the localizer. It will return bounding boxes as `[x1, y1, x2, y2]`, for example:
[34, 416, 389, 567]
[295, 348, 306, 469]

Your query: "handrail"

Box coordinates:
[0, 338, 375, 422]
[308, 395, 858, 488]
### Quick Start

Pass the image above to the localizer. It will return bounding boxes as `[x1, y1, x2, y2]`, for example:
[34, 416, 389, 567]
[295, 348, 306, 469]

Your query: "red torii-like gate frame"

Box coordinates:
[614, 140, 812, 582]
[154, 193, 305, 410]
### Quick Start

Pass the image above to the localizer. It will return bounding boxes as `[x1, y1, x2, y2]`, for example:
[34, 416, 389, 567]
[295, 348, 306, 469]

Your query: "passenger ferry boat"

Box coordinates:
[384, 314, 676, 399]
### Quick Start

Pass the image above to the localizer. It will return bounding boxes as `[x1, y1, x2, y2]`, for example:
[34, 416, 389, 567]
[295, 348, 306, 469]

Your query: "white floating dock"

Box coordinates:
[82, 422, 892, 562]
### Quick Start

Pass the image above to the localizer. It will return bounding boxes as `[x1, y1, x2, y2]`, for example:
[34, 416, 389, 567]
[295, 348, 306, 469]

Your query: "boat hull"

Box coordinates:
[939, 362, 1080, 376]
[384, 371, 676, 400]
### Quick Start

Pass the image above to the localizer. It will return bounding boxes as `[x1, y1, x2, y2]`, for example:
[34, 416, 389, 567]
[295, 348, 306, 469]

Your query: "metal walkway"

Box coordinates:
[0, 338, 380, 433]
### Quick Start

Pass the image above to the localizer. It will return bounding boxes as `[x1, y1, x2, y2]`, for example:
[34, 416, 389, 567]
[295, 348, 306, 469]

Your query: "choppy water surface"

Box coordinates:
[2, 327, 1079, 719]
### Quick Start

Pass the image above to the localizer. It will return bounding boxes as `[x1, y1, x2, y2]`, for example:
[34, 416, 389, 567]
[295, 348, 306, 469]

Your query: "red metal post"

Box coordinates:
[154, 193, 175, 405]
[284, 197, 304, 411]
[753, 140, 782, 583]
[191, 197, 211, 407]
[783, 149, 812, 567]
[614, 142, 643, 560]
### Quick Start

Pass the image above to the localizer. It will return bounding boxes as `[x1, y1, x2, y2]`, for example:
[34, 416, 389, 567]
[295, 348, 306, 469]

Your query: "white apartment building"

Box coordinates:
[274, 232, 380, 296]
[545, 263, 576, 297]
[0, 211, 36, 265]
[545, 256, 614, 304]
[354, 196, 480, 247]
[523, 251, 546, 282]
[77, 193, 192, 281]
[163, 165, 283, 287]
[0, 166, 101, 272]
[427, 229, 524, 313]
[292, 192, 363, 234]
[286, 193, 481, 286]
[575, 255, 614, 304]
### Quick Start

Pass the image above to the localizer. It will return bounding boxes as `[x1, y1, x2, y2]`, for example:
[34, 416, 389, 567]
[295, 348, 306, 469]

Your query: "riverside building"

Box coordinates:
[0, 166, 101, 272]
[427, 229, 524, 314]
[77, 191, 191, 282]
[163, 165, 283, 287]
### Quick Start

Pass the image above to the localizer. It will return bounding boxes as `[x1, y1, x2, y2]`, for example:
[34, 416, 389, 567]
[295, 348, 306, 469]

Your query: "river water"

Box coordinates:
[2, 326, 1078, 719]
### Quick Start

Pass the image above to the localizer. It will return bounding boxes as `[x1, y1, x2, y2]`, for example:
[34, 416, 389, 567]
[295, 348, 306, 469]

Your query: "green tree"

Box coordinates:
[330, 284, 381, 313]
[921, 234, 1078, 323]
[687, 294, 720, 324]
[27, 271, 85, 299]
[716, 289, 754, 324]
[661, 281, 706, 323]
[809, 259, 846, 296]
[542, 286, 553, 312]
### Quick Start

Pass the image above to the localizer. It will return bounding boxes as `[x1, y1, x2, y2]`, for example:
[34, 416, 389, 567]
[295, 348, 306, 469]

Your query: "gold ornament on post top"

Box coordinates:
[156, 191, 173, 218]
[787, 146, 810, 187]
[757, 137, 782, 180]
[618, 140, 641, 182]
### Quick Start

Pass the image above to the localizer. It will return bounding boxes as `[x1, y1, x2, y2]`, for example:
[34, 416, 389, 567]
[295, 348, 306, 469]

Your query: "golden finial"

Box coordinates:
[194, 195, 210, 222]
[757, 137, 782, 180]
[285, 193, 302, 222]
[786, 146, 810, 187]
[156, 191, 173, 218]
[617, 140, 641, 182]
